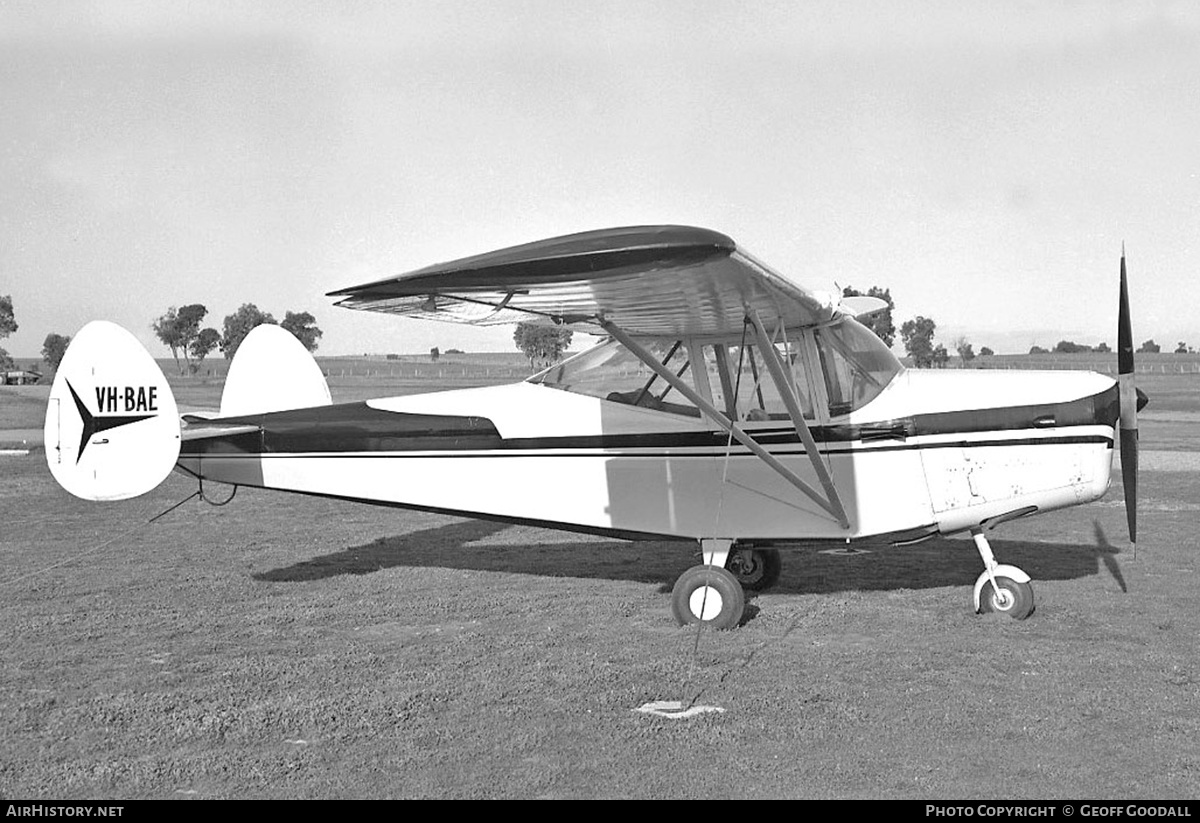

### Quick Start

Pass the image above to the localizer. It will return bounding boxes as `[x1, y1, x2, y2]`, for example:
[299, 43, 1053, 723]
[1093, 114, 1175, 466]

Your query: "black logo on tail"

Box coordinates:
[67, 380, 156, 463]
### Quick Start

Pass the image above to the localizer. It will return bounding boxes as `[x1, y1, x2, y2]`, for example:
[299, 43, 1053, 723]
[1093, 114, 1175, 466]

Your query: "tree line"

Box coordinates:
[2, 288, 1193, 382]
[842, 287, 1193, 366]
[152, 303, 323, 375]
[1028, 339, 1191, 355]
[0, 295, 324, 377]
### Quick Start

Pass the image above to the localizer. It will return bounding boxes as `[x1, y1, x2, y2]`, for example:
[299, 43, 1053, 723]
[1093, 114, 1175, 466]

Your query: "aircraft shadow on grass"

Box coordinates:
[254, 516, 1128, 596]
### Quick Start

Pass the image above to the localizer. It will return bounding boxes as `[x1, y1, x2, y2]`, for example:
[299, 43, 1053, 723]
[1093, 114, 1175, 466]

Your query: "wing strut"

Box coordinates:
[599, 318, 850, 529]
[745, 309, 851, 530]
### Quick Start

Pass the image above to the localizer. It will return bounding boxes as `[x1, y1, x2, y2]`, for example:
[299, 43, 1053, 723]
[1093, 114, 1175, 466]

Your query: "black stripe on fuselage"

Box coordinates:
[182, 434, 1113, 462]
[179, 384, 1119, 457]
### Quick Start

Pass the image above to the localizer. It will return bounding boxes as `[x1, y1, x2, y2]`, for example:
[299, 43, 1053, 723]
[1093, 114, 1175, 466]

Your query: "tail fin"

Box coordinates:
[219, 324, 331, 417]
[44, 321, 181, 501]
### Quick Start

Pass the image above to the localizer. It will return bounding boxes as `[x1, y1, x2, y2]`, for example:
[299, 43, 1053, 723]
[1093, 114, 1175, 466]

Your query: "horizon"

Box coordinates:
[11, 334, 1200, 369]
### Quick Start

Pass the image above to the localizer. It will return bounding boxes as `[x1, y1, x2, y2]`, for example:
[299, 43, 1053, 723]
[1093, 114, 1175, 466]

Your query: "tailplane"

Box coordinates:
[44, 321, 181, 500]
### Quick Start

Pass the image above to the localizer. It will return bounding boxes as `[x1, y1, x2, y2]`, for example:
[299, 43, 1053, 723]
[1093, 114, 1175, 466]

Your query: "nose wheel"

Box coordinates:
[971, 529, 1035, 619]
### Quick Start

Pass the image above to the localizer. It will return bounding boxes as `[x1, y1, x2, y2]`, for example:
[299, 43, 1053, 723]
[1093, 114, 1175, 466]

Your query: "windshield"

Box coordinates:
[813, 318, 903, 417]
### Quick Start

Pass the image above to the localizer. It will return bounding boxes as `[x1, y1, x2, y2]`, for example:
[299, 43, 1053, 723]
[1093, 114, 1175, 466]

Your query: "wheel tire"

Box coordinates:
[726, 547, 782, 591]
[671, 565, 746, 630]
[978, 576, 1035, 620]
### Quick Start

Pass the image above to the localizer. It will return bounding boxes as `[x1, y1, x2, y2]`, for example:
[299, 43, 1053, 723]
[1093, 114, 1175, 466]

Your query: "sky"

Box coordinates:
[2, 0, 1199, 359]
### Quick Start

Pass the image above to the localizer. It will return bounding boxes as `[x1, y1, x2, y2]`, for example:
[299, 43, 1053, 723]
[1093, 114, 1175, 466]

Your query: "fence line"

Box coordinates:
[977, 361, 1200, 374]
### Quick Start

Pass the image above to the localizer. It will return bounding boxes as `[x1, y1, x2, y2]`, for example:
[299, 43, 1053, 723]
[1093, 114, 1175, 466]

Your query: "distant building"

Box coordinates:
[4, 370, 42, 385]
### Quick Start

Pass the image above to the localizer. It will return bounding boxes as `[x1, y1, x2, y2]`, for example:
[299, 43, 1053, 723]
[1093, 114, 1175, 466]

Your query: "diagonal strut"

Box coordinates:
[599, 318, 849, 528]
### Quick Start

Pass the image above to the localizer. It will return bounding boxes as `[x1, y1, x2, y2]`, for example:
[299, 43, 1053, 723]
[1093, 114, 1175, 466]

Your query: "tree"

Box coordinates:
[152, 304, 209, 374]
[842, 285, 895, 347]
[1175, 342, 1189, 354]
[900, 316, 937, 368]
[190, 328, 221, 370]
[0, 294, 16, 372]
[1095, 342, 1111, 353]
[151, 307, 180, 366]
[1029, 345, 1049, 354]
[931, 344, 949, 369]
[0, 294, 15, 338]
[280, 310, 323, 352]
[979, 346, 994, 357]
[953, 336, 975, 365]
[222, 304, 277, 359]
[1054, 340, 1090, 353]
[42, 333, 71, 372]
[430, 346, 440, 362]
[513, 322, 574, 370]
[1138, 339, 1161, 354]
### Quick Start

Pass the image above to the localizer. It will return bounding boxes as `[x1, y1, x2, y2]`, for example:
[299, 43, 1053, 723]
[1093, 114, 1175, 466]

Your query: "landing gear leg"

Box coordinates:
[670, 539, 746, 630]
[971, 528, 1035, 619]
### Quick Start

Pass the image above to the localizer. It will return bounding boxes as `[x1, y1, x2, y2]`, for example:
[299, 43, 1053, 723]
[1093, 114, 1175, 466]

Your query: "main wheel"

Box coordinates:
[726, 547, 782, 591]
[978, 576, 1035, 620]
[671, 565, 746, 630]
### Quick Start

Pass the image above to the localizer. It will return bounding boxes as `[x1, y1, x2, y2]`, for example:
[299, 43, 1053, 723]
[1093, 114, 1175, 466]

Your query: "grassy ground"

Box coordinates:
[4, 366, 1200, 798]
[3, 455, 1199, 799]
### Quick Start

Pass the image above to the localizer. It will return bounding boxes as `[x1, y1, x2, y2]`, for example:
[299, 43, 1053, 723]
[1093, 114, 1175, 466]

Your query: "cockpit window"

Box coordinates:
[528, 338, 701, 417]
[813, 318, 902, 417]
[709, 341, 815, 421]
[530, 319, 901, 421]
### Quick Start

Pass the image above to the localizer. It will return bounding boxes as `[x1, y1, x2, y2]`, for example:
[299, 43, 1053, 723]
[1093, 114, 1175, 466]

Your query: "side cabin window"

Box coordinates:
[528, 334, 817, 423]
[528, 318, 901, 423]
[528, 338, 701, 417]
[706, 341, 815, 422]
[813, 318, 902, 417]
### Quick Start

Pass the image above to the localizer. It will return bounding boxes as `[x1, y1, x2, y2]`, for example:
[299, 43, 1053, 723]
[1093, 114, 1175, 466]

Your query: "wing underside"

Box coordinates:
[327, 225, 839, 337]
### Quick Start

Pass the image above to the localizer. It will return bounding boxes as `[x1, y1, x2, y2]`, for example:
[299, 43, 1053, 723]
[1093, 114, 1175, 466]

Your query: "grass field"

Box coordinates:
[3, 365, 1200, 798]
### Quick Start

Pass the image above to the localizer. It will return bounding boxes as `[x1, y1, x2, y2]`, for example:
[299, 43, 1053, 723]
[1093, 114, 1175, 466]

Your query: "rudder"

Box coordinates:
[44, 321, 181, 501]
[219, 324, 331, 417]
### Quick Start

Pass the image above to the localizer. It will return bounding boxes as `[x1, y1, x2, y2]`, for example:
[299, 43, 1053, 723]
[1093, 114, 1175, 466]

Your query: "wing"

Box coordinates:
[327, 225, 840, 337]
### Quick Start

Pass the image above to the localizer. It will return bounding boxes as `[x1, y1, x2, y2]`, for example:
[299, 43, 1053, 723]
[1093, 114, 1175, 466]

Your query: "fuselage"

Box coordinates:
[177, 325, 1119, 543]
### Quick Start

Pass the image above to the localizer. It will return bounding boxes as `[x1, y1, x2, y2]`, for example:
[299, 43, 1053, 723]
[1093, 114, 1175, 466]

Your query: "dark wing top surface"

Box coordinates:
[327, 225, 837, 337]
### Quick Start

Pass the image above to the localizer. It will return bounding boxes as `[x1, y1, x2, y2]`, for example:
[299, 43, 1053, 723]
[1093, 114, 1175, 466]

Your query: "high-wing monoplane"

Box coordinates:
[44, 226, 1147, 629]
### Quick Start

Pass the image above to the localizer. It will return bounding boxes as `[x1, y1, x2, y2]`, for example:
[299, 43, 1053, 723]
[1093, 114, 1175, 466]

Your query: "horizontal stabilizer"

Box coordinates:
[181, 421, 261, 441]
[44, 321, 181, 500]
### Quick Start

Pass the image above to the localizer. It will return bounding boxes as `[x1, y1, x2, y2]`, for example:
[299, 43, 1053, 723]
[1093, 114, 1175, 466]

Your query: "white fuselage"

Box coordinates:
[177, 368, 1117, 544]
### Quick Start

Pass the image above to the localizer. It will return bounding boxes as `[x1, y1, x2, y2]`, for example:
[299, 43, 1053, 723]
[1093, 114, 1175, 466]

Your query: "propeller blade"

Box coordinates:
[1117, 251, 1139, 548]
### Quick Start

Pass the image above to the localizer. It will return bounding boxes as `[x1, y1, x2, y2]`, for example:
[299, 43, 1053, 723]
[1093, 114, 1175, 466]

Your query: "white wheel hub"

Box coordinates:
[689, 586, 723, 620]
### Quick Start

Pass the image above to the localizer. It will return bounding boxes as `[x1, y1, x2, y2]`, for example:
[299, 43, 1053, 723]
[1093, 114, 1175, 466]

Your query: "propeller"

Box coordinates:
[1117, 249, 1142, 552]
